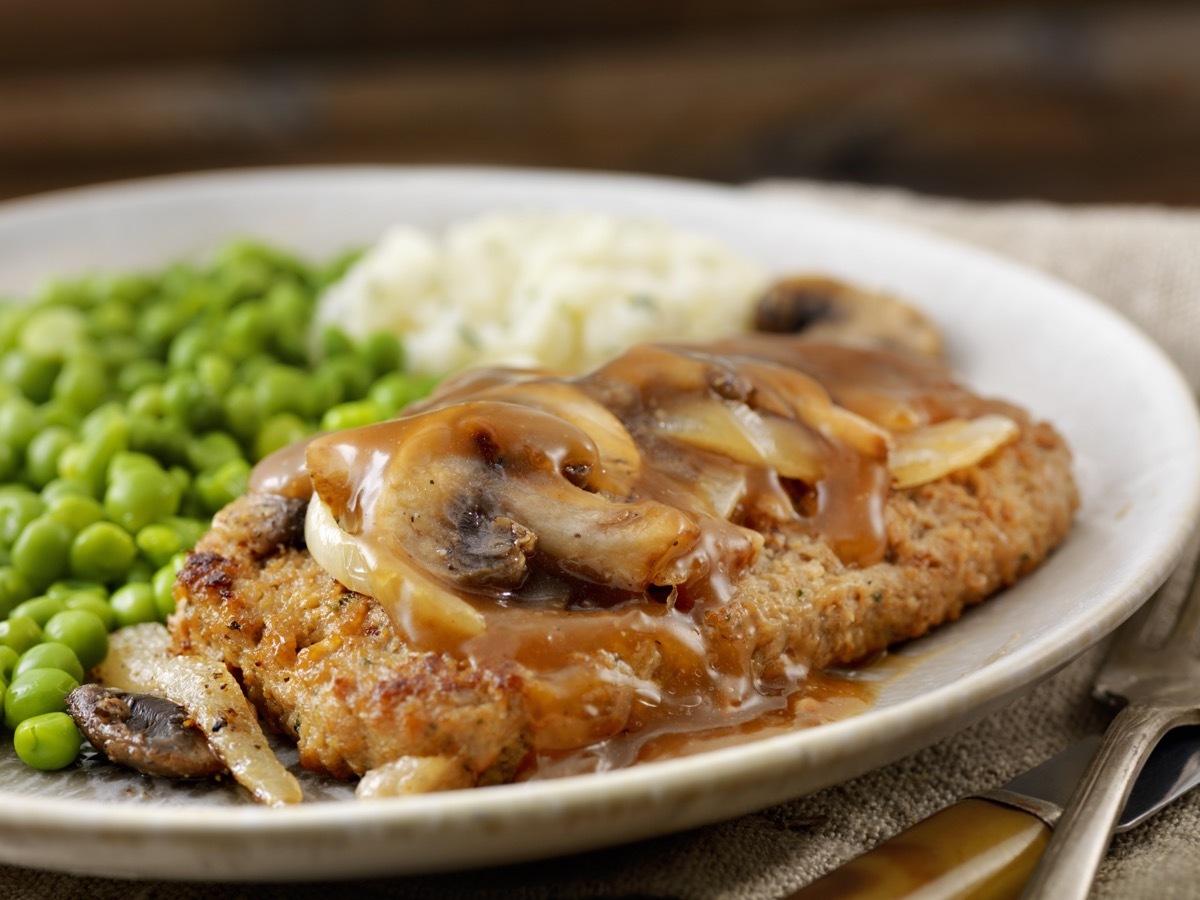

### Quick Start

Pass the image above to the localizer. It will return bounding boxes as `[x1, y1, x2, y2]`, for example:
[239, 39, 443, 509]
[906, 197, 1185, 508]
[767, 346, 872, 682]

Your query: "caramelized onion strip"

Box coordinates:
[890, 414, 1020, 489]
[653, 395, 825, 483]
[305, 497, 487, 646]
[95, 624, 303, 806]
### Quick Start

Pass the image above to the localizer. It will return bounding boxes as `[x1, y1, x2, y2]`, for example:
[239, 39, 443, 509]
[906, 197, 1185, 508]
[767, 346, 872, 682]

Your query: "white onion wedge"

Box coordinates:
[655, 396, 826, 483]
[304, 496, 487, 647]
[95, 624, 303, 806]
[356, 756, 474, 799]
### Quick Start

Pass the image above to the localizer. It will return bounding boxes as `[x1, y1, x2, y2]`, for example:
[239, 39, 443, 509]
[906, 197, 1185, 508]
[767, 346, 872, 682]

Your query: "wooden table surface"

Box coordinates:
[2, 0, 1198, 204]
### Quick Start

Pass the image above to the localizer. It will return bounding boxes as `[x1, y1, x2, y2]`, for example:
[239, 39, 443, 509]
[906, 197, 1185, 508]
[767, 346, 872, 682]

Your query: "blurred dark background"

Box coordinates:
[2, 0, 1198, 204]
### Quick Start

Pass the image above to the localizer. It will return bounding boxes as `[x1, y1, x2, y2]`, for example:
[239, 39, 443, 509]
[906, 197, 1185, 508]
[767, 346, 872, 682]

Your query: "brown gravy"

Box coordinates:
[250, 334, 1016, 770]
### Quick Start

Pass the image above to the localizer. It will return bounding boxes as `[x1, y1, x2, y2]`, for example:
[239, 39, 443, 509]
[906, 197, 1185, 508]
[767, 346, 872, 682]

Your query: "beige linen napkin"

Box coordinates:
[5, 181, 1199, 900]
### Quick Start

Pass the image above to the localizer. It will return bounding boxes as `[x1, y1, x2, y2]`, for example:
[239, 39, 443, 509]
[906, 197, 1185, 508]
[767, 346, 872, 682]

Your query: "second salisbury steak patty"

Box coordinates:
[169, 329, 1077, 789]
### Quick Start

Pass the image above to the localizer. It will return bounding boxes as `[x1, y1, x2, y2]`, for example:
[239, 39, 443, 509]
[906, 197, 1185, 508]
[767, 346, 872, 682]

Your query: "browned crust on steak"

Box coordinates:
[169, 421, 1076, 783]
[171, 499, 530, 782]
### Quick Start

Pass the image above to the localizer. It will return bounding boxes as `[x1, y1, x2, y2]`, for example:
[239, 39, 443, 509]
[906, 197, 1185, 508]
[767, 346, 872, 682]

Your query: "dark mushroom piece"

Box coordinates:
[66, 683, 226, 779]
[754, 276, 943, 358]
[213, 492, 309, 560]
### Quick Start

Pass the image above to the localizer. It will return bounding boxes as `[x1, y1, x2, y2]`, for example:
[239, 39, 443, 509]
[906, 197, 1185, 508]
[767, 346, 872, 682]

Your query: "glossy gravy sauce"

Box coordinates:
[251, 335, 1017, 773]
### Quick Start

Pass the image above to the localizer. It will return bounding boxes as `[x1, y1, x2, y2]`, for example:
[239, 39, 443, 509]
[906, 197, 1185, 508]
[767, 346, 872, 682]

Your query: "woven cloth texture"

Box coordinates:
[5, 180, 1199, 899]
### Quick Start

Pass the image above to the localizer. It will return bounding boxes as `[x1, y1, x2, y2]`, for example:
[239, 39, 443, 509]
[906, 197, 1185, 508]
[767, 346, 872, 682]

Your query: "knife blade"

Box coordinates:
[782, 724, 1200, 900]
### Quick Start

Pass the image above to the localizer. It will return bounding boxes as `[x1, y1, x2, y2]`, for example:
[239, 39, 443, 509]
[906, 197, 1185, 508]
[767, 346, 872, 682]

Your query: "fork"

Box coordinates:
[1021, 531, 1200, 899]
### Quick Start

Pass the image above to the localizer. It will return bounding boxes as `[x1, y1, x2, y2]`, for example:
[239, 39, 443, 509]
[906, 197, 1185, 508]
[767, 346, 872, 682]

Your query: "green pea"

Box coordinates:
[361, 331, 404, 376]
[166, 520, 206, 552]
[107, 449, 157, 476]
[41, 610, 108, 670]
[151, 564, 177, 621]
[0, 646, 18, 681]
[127, 415, 189, 467]
[116, 359, 167, 396]
[0, 567, 34, 618]
[63, 592, 116, 631]
[254, 413, 310, 462]
[0, 616, 43, 656]
[125, 383, 166, 419]
[319, 325, 355, 358]
[39, 477, 93, 504]
[110, 583, 158, 629]
[14, 712, 82, 771]
[69, 521, 138, 584]
[52, 354, 108, 414]
[222, 304, 270, 360]
[134, 523, 183, 568]
[254, 365, 311, 418]
[223, 384, 260, 443]
[10, 595, 66, 628]
[11, 516, 73, 591]
[264, 282, 310, 323]
[1, 350, 60, 402]
[306, 367, 344, 414]
[162, 373, 221, 432]
[89, 299, 137, 338]
[24, 427, 76, 488]
[320, 356, 374, 401]
[194, 459, 250, 515]
[194, 353, 234, 396]
[103, 272, 156, 307]
[0, 492, 45, 547]
[186, 431, 243, 474]
[319, 400, 387, 433]
[4, 668, 80, 730]
[46, 494, 105, 535]
[103, 460, 181, 533]
[62, 414, 128, 496]
[125, 561, 153, 584]
[166, 325, 212, 371]
[19, 306, 86, 359]
[368, 372, 440, 413]
[136, 302, 189, 352]
[15, 643, 84, 683]
[37, 401, 82, 432]
[0, 305, 30, 350]
[0, 397, 41, 456]
[45, 580, 106, 601]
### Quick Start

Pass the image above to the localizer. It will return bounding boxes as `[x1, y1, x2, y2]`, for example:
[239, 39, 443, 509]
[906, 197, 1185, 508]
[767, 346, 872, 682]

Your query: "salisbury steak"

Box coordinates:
[170, 413, 1075, 787]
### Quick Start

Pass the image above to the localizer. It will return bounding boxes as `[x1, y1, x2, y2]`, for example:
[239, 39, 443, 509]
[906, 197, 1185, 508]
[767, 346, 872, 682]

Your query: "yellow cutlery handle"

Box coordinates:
[783, 798, 1051, 900]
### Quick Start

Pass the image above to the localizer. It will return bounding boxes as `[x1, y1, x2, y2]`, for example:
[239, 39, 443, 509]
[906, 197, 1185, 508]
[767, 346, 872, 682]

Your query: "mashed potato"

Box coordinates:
[314, 212, 767, 375]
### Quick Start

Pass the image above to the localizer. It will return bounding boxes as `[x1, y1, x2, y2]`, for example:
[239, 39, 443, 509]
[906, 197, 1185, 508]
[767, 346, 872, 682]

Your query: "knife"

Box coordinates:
[782, 724, 1200, 900]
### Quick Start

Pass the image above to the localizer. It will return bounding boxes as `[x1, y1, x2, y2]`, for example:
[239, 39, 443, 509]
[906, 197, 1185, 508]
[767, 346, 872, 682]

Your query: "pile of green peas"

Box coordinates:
[0, 240, 439, 772]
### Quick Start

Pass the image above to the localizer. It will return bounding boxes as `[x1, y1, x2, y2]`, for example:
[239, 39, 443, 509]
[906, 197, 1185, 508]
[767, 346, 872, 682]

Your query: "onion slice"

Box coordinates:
[304, 496, 487, 647]
[890, 414, 1020, 489]
[654, 395, 826, 483]
[95, 624, 303, 806]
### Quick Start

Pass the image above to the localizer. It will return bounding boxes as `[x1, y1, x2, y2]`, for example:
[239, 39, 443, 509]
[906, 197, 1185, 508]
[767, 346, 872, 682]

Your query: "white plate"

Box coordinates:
[0, 167, 1197, 881]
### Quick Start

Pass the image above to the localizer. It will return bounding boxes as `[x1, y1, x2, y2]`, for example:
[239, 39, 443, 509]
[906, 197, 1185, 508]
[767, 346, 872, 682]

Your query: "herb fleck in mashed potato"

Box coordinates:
[315, 212, 768, 374]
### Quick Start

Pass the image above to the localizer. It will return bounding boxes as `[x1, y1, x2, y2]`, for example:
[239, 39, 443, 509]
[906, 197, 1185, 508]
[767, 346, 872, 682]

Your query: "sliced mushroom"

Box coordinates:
[754, 276, 943, 358]
[96, 623, 303, 806]
[209, 492, 308, 559]
[450, 509, 538, 589]
[307, 400, 704, 599]
[66, 684, 225, 779]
